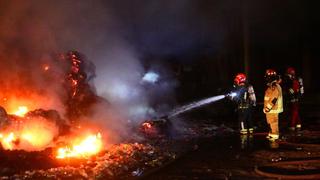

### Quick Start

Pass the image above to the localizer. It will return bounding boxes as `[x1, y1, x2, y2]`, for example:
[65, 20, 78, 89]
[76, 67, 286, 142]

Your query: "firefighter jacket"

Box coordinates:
[264, 83, 283, 114]
[233, 84, 256, 109]
[283, 76, 304, 103]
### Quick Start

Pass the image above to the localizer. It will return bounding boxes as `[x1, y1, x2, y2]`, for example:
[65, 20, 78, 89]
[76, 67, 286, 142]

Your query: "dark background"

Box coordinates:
[0, 0, 318, 104]
[109, 0, 319, 102]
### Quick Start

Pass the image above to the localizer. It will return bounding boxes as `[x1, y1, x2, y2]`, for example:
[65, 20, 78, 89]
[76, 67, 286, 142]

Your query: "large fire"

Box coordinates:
[0, 51, 106, 160]
[56, 133, 103, 159]
[0, 116, 59, 151]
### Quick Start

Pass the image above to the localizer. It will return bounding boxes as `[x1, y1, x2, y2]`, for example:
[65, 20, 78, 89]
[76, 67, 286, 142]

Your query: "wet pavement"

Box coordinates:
[144, 134, 268, 179]
[143, 101, 320, 179]
[145, 131, 320, 179]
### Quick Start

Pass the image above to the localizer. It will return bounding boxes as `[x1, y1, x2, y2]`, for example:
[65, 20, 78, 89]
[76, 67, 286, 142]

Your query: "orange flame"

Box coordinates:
[13, 106, 28, 117]
[56, 133, 103, 159]
[0, 132, 17, 150]
[142, 122, 152, 129]
[0, 117, 59, 151]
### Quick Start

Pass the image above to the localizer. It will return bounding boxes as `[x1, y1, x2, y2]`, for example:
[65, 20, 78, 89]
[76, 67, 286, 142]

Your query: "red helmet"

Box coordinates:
[234, 73, 247, 85]
[286, 67, 296, 76]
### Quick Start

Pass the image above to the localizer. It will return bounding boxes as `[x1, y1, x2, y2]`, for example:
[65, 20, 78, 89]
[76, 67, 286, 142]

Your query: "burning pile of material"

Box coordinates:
[0, 109, 65, 151]
[0, 51, 106, 158]
[4, 143, 176, 179]
[0, 50, 183, 179]
[56, 132, 103, 159]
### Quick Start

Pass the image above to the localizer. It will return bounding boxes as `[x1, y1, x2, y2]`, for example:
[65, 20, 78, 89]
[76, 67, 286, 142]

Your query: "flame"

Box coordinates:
[0, 132, 17, 150]
[0, 117, 59, 151]
[56, 133, 103, 159]
[142, 122, 152, 129]
[13, 106, 28, 117]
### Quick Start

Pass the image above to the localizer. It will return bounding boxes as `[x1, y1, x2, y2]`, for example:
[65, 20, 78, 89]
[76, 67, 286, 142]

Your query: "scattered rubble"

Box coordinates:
[1, 143, 177, 179]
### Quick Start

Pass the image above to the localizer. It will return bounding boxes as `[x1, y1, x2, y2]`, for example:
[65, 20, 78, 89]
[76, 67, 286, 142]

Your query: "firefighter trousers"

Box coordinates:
[238, 108, 253, 131]
[266, 113, 279, 135]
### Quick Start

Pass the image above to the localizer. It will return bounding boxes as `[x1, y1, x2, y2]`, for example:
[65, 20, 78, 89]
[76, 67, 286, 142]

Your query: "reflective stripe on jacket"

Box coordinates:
[264, 83, 283, 114]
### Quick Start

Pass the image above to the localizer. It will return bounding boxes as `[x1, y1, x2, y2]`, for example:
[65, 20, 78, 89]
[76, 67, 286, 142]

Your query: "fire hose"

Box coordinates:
[255, 137, 320, 179]
[255, 158, 320, 179]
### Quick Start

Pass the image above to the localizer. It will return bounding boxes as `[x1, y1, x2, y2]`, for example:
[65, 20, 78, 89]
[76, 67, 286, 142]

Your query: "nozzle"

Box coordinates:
[225, 92, 237, 99]
[230, 92, 237, 97]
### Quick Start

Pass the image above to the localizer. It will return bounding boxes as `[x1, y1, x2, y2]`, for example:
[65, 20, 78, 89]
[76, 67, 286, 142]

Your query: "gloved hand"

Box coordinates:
[264, 107, 271, 112]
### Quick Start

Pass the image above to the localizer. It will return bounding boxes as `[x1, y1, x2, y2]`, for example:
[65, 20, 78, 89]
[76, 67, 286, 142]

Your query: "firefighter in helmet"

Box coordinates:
[283, 67, 304, 131]
[264, 69, 283, 141]
[231, 73, 256, 134]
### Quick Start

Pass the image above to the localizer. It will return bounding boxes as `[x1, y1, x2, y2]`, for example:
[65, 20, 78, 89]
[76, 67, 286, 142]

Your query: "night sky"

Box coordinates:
[0, 0, 319, 101]
[109, 0, 319, 95]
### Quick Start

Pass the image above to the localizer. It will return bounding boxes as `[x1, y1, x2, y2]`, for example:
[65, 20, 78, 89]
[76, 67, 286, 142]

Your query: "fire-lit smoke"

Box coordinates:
[0, 0, 185, 146]
[0, 0, 114, 118]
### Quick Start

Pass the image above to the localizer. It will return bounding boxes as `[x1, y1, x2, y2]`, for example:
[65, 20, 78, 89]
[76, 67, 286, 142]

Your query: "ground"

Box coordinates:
[143, 94, 320, 179]
[1, 94, 320, 179]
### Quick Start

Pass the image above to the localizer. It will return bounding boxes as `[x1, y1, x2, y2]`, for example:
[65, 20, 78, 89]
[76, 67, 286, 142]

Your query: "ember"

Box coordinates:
[142, 122, 152, 129]
[56, 133, 103, 159]
[43, 64, 50, 71]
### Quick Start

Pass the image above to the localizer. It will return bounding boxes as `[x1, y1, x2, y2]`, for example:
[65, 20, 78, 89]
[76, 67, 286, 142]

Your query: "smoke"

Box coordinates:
[0, 0, 182, 143]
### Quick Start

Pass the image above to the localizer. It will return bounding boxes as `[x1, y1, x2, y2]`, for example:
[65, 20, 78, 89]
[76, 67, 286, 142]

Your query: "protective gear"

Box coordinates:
[264, 84, 283, 114]
[240, 134, 253, 149]
[264, 77, 283, 140]
[234, 73, 247, 86]
[232, 73, 256, 134]
[283, 67, 304, 130]
[266, 133, 279, 141]
[264, 69, 279, 84]
[265, 113, 280, 139]
[265, 69, 277, 77]
[286, 67, 296, 77]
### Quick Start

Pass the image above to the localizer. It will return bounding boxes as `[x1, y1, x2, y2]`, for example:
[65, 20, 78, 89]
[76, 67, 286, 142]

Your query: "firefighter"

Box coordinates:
[283, 67, 304, 131]
[264, 69, 283, 141]
[231, 73, 256, 134]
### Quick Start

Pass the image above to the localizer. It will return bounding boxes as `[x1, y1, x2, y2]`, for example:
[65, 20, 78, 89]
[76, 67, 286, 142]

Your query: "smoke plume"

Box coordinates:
[0, 0, 182, 142]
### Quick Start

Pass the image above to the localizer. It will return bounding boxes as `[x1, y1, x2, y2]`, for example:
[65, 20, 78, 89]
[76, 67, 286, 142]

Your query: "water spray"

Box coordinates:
[140, 91, 239, 137]
[164, 91, 238, 119]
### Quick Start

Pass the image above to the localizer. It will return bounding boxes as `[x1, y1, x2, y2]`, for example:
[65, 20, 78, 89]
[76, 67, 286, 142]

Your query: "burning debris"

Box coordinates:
[0, 50, 107, 155]
[59, 51, 103, 122]
[140, 118, 174, 138]
[56, 133, 103, 159]
[1, 143, 177, 179]
[0, 108, 68, 151]
[0, 50, 212, 179]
